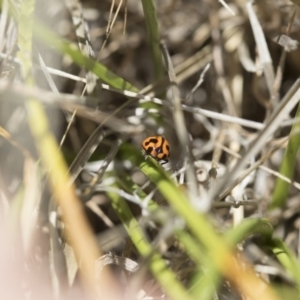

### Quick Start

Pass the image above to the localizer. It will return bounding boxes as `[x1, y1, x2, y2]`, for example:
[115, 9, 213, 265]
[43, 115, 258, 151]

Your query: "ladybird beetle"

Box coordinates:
[141, 136, 170, 164]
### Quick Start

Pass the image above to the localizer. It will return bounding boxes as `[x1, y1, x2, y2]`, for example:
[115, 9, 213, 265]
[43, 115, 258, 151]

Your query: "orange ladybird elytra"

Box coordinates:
[141, 136, 170, 164]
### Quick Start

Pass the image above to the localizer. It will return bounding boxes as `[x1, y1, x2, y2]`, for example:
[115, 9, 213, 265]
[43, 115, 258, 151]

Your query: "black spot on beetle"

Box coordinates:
[147, 138, 158, 145]
[155, 147, 162, 153]
[146, 146, 153, 153]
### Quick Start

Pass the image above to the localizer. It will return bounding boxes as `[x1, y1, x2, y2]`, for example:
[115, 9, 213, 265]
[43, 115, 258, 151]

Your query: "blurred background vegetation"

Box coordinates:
[1, 0, 300, 299]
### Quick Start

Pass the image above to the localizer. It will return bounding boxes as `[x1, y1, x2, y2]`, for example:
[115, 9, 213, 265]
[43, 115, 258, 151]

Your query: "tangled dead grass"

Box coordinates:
[1, 0, 300, 299]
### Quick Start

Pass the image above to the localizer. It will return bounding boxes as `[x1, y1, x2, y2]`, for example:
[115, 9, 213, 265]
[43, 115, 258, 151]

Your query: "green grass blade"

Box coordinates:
[175, 230, 220, 300]
[141, 0, 164, 80]
[226, 218, 273, 245]
[272, 238, 300, 293]
[33, 21, 138, 92]
[271, 102, 300, 209]
[107, 182, 195, 300]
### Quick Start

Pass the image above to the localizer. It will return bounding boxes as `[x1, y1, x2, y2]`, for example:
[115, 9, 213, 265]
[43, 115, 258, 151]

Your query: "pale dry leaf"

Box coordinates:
[273, 34, 299, 52]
